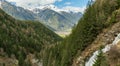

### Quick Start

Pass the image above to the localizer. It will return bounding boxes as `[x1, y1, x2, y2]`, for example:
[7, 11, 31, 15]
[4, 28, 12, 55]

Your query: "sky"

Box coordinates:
[6, 0, 90, 13]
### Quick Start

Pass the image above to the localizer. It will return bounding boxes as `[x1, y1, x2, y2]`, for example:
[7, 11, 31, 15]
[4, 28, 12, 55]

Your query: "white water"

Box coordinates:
[85, 33, 120, 66]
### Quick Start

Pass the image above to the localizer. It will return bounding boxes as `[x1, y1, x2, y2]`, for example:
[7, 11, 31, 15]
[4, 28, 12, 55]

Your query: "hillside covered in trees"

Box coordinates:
[0, 8, 62, 66]
[42, 0, 120, 66]
[0, 0, 120, 66]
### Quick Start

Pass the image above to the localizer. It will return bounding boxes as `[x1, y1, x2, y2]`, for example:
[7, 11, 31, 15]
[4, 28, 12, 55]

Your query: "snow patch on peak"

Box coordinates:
[62, 6, 86, 13]
[28, 5, 84, 14]
[28, 5, 64, 13]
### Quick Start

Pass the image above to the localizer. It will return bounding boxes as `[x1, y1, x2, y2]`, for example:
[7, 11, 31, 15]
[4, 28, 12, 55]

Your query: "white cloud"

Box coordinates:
[62, 6, 86, 13]
[6, 0, 86, 13]
[6, 0, 62, 8]
[65, 2, 71, 5]
[35, 5, 86, 13]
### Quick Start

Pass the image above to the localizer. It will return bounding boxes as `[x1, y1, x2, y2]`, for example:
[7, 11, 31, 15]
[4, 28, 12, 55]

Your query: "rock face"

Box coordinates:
[106, 41, 120, 66]
[25, 54, 43, 66]
[85, 33, 120, 66]
[0, 57, 18, 66]
[0, 48, 18, 66]
[72, 6, 120, 66]
[73, 18, 120, 66]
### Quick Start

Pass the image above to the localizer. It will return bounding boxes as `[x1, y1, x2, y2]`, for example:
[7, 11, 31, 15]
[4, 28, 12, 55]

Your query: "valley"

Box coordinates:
[0, 0, 120, 66]
[0, 0, 82, 32]
[0, 8, 62, 66]
[55, 30, 71, 37]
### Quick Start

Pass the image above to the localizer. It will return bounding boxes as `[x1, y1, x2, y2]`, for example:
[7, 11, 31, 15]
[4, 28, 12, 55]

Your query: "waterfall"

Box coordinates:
[85, 33, 120, 66]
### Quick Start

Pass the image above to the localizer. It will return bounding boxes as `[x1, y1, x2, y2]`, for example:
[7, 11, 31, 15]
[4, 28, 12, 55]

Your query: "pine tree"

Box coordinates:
[93, 47, 109, 66]
[93, 47, 103, 66]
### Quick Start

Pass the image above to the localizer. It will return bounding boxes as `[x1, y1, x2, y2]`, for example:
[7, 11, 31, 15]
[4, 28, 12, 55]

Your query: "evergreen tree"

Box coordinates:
[93, 47, 109, 66]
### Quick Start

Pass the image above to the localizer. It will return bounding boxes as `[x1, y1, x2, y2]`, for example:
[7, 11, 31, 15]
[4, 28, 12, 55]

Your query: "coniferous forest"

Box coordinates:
[0, 0, 120, 66]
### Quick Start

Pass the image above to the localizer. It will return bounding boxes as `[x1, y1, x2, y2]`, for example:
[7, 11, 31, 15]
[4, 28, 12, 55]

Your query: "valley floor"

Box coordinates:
[55, 31, 71, 37]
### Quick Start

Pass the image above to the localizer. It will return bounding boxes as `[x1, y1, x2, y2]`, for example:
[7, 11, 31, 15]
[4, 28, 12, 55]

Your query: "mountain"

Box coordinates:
[0, 0, 36, 20]
[41, 0, 120, 66]
[0, 0, 120, 66]
[0, 8, 62, 66]
[33, 8, 82, 31]
[0, 0, 82, 31]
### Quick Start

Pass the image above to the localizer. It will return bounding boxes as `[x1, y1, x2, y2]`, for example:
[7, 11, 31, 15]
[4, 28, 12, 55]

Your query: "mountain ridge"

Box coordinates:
[0, 0, 82, 32]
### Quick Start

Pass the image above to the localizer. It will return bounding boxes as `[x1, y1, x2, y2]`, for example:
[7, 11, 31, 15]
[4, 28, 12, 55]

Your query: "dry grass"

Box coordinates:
[106, 42, 120, 66]
[117, 41, 120, 48]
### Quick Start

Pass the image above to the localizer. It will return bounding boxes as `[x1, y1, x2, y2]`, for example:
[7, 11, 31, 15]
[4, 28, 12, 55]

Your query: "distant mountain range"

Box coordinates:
[0, 0, 82, 31]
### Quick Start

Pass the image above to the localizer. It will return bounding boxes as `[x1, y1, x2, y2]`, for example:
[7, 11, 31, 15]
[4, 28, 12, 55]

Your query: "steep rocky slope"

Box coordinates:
[41, 0, 120, 66]
[73, 9, 120, 65]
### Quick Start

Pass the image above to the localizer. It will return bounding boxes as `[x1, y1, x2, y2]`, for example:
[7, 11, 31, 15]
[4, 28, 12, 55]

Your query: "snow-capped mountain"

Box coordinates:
[29, 4, 83, 14]
[0, 0, 82, 31]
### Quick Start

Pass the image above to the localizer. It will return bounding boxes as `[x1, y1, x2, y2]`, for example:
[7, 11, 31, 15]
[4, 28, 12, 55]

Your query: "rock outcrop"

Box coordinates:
[73, 9, 120, 66]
